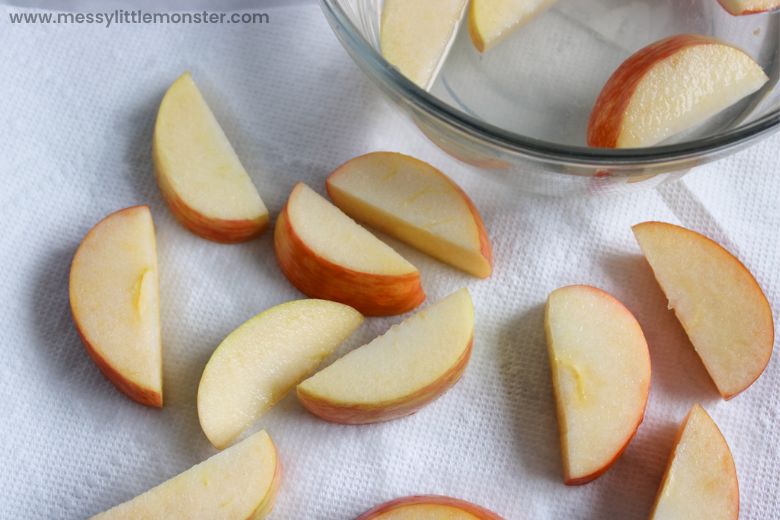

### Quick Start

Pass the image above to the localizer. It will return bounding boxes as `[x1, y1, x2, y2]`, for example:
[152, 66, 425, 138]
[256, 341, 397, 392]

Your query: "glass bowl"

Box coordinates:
[320, 0, 780, 195]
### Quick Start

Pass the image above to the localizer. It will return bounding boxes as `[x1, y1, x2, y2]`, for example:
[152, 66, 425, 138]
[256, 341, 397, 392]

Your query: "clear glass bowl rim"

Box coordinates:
[321, 0, 780, 167]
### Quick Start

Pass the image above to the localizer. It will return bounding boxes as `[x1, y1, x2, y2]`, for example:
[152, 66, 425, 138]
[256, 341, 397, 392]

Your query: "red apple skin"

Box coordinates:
[718, 0, 780, 15]
[69, 206, 162, 408]
[152, 145, 268, 243]
[274, 207, 425, 317]
[326, 152, 493, 278]
[358, 495, 504, 520]
[296, 338, 472, 424]
[587, 34, 720, 148]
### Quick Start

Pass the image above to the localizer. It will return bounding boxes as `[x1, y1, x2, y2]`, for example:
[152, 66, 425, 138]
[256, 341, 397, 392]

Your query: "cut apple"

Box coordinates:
[153, 72, 268, 243]
[469, 0, 558, 52]
[326, 152, 492, 278]
[650, 405, 739, 520]
[545, 285, 651, 485]
[358, 495, 503, 520]
[588, 35, 768, 148]
[718, 0, 780, 15]
[297, 288, 473, 424]
[633, 222, 774, 399]
[92, 430, 280, 519]
[380, 0, 469, 90]
[274, 182, 424, 316]
[69, 206, 162, 408]
[198, 299, 363, 449]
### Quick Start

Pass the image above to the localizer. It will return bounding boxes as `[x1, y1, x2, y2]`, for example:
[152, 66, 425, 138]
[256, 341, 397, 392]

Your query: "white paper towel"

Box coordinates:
[0, 3, 778, 519]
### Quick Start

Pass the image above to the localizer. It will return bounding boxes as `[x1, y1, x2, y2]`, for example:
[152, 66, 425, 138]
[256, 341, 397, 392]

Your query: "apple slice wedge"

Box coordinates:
[633, 222, 774, 399]
[650, 405, 739, 520]
[274, 182, 424, 316]
[469, 0, 558, 52]
[380, 0, 468, 90]
[718, 0, 780, 15]
[326, 152, 492, 278]
[297, 288, 473, 424]
[69, 206, 162, 408]
[198, 300, 363, 449]
[545, 285, 651, 485]
[588, 35, 768, 148]
[153, 72, 268, 243]
[358, 495, 503, 520]
[91, 430, 280, 519]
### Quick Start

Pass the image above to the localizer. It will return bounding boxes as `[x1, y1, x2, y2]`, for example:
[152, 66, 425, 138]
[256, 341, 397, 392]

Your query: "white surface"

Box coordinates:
[0, 3, 778, 519]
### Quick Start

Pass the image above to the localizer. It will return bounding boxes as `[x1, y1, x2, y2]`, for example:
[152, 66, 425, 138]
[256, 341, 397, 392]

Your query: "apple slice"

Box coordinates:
[358, 495, 503, 520]
[633, 222, 774, 399]
[588, 35, 768, 148]
[69, 206, 162, 408]
[274, 183, 424, 316]
[297, 288, 473, 424]
[92, 430, 280, 519]
[380, 0, 469, 90]
[327, 152, 492, 278]
[469, 0, 558, 52]
[545, 285, 651, 485]
[718, 0, 780, 15]
[650, 405, 739, 520]
[198, 300, 363, 449]
[153, 72, 268, 243]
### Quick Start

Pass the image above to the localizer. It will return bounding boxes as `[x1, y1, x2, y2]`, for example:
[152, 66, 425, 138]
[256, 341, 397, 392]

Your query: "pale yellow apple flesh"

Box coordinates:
[69, 206, 162, 407]
[545, 285, 651, 485]
[380, 0, 469, 89]
[358, 495, 503, 520]
[274, 182, 424, 316]
[198, 299, 363, 449]
[327, 152, 492, 278]
[297, 288, 474, 424]
[153, 72, 268, 243]
[588, 35, 768, 148]
[718, 0, 780, 14]
[91, 430, 280, 520]
[633, 222, 774, 399]
[650, 405, 739, 520]
[469, 0, 558, 52]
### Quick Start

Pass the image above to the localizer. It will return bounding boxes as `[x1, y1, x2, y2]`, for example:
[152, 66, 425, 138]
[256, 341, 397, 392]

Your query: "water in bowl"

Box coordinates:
[346, 0, 779, 148]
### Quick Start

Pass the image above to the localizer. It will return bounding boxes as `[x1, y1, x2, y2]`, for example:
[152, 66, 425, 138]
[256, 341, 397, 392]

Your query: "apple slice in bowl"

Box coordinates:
[358, 495, 503, 520]
[588, 35, 768, 148]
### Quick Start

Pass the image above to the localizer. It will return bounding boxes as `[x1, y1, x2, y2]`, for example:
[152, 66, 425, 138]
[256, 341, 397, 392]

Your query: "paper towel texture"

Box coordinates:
[0, 3, 778, 519]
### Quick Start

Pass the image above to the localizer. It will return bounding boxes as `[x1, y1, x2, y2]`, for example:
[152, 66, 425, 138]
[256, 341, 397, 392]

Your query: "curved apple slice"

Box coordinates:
[588, 35, 768, 148]
[718, 0, 780, 15]
[153, 72, 268, 243]
[69, 206, 162, 407]
[545, 285, 651, 485]
[92, 430, 280, 519]
[633, 222, 774, 399]
[381, 0, 469, 90]
[274, 183, 424, 316]
[297, 288, 473, 424]
[469, 0, 558, 52]
[358, 495, 503, 520]
[198, 300, 363, 449]
[650, 405, 739, 520]
[327, 152, 492, 278]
